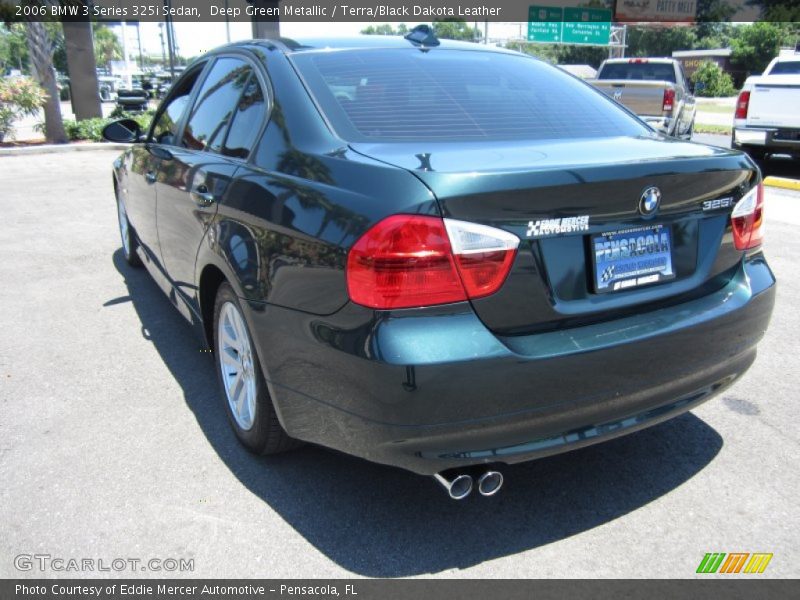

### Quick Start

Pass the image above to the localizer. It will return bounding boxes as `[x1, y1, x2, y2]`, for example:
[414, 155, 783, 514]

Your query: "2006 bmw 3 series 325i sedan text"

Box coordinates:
[104, 32, 775, 499]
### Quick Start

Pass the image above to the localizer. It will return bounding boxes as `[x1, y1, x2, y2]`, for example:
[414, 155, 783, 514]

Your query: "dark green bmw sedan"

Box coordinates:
[104, 31, 775, 499]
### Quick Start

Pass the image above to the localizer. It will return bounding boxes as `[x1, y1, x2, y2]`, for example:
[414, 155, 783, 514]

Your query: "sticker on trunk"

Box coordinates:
[527, 216, 589, 238]
[592, 224, 675, 293]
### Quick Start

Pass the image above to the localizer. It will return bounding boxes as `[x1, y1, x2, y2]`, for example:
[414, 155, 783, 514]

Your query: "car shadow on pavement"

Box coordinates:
[112, 249, 723, 577]
[756, 156, 800, 178]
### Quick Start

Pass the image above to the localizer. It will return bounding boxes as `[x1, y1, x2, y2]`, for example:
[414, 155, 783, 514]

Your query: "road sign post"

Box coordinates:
[527, 5, 612, 46]
[527, 5, 563, 43]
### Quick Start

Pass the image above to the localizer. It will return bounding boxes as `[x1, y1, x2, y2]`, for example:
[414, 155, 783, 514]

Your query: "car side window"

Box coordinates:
[182, 57, 252, 153]
[150, 66, 203, 146]
[222, 74, 267, 159]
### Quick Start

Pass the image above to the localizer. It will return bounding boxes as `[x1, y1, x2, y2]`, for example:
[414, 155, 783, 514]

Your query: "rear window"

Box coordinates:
[598, 62, 677, 83]
[768, 60, 800, 75]
[291, 49, 648, 142]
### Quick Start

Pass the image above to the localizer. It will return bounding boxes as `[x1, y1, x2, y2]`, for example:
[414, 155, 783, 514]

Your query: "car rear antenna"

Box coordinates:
[404, 25, 440, 48]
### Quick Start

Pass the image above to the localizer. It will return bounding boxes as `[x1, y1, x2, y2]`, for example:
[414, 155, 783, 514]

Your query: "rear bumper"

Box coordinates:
[734, 124, 800, 151]
[248, 254, 775, 475]
[642, 115, 673, 134]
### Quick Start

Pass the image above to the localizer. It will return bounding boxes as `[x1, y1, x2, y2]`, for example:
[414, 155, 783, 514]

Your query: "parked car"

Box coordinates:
[114, 88, 149, 112]
[591, 57, 696, 139]
[97, 75, 123, 102]
[103, 33, 774, 499]
[732, 51, 800, 161]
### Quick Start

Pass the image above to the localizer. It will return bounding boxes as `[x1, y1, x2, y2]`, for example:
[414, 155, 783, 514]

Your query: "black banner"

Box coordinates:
[3, 580, 800, 600]
[1, 0, 799, 23]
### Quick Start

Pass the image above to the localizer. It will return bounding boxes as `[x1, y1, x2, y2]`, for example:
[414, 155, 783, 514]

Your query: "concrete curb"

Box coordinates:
[0, 142, 129, 156]
[764, 176, 800, 191]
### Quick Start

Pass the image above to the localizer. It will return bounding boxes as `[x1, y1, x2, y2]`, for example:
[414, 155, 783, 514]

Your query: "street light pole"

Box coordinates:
[224, 0, 231, 43]
[163, 0, 176, 78]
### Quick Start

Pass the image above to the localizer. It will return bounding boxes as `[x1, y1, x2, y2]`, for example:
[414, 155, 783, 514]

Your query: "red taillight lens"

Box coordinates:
[662, 88, 675, 111]
[346, 215, 519, 309]
[731, 183, 764, 250]
[735, 91, 750, 119]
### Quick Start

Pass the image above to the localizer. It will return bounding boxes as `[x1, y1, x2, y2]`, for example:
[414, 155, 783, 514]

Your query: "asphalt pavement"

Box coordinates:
[0, 149, 798, 579]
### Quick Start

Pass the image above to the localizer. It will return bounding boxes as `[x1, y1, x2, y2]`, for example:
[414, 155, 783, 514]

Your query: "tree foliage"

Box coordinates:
[691, 60, 736, 96]
[360, 23, 408, 36]
[731, 21, 784, 77]
[432, 19, 481, 42]
[360, 20, 480, 42]
[92, 23, 122, 69]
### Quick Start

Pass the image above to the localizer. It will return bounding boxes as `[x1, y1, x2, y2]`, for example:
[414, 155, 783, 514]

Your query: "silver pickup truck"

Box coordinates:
[591, 58, 696, 139]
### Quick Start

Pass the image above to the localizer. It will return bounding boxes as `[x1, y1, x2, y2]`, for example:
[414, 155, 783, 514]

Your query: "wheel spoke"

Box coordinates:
[220, 347, 239, 371]
[228, 371, 243, 401]
[221, 319, 239, 352]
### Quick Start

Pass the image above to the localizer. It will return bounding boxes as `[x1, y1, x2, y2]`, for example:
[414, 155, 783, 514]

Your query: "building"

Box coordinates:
[671, 48, 734, 81]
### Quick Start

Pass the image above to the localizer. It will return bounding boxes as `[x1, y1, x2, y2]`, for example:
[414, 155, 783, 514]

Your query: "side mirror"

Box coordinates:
[102, 119, 143, 143]
[693, 81, 705, 95]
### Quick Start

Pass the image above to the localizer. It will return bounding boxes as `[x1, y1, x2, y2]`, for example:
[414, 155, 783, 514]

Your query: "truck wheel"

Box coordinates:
[213, 283, 300, 455]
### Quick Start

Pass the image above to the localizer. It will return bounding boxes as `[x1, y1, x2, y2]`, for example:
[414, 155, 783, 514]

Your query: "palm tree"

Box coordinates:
[25, 18, 66, 143]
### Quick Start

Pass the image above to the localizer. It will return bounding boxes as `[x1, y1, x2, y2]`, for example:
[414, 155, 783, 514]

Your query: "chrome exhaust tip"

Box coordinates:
[477, 471, 504, 497]
[433, 472, 473, 500]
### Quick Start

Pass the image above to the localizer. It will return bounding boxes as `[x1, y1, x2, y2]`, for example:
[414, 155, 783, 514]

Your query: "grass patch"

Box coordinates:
[696, 104, 735, 115]
[694, 123, 732, 135]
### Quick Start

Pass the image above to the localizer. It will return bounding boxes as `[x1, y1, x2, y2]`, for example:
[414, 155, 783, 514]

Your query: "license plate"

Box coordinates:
[592, 224, 675, 293]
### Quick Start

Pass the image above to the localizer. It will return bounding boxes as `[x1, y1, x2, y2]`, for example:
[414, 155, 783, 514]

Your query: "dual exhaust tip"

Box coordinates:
[434, 470, 504, 500]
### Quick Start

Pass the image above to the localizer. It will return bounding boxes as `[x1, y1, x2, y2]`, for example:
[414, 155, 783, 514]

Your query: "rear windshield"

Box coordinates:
[598, 62, 677, 82]
[291, 49, 648, 142]
[768, 60, 800, 75]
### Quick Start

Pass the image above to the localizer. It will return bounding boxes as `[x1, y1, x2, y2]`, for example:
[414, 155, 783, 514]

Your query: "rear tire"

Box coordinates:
[116, 193, 142, 267]
[212, 283, 299, 455]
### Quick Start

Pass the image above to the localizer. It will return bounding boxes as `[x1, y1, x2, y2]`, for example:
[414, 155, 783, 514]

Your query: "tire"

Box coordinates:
[212, 283, 299, 455]
[116, 193, 142, 267]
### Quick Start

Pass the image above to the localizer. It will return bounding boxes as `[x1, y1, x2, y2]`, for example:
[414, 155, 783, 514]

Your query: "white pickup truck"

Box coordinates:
[733, 52, 800, 160]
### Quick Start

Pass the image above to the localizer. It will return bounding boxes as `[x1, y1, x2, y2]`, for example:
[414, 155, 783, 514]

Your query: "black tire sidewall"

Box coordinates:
[116, 194, 142, 267]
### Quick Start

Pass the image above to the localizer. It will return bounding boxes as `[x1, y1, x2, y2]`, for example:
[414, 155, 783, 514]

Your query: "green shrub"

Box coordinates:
[62, 110, 155, 142]
[691, 61, 737, 97]
[0, 76, 48, 141]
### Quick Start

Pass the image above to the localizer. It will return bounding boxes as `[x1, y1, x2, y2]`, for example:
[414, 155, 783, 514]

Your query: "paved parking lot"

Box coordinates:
[1, 149, 798, 578]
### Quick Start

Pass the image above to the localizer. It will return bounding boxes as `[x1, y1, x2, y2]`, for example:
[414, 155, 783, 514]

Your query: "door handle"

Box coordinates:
[191, 184, 216, 207]
[145, 171, 156, 184]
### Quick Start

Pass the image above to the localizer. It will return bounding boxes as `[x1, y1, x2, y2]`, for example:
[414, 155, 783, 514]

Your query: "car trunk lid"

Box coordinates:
[350, 135, 757, 335]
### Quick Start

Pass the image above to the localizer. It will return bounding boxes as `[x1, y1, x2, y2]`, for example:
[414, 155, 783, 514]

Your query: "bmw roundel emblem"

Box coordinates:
[639, 186, 662, 216]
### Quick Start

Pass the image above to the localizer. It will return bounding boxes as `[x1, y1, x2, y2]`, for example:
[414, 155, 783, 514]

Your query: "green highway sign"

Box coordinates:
[527, 5, 612, 46]
[562, 7, 612, 45]
[528, 5, 563, 44]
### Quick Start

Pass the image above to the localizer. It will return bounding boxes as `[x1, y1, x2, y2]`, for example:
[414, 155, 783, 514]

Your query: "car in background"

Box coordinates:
[732, 51, 800, 161]
[97, 75, 124, 102]
[591, 58, 696, 139]
[102, 33, 774, 500]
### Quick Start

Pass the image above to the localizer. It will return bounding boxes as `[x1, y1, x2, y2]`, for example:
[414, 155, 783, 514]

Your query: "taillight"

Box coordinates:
[731, 183, 764, 250]
[662, 88, 675, 112]
[735, 91, 750, 120]
[346, 215, 519, 309]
